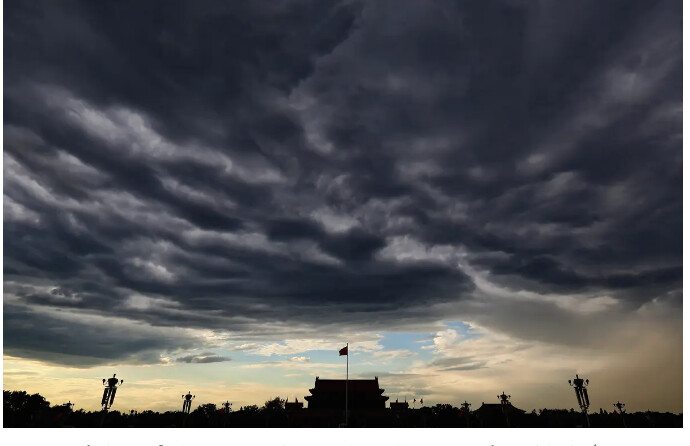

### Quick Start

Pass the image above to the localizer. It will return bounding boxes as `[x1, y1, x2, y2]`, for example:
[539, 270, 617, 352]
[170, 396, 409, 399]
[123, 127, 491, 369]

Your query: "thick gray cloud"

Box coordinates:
[3, 0, 681, 365]
[176, 353, 231, 364]
[3, 303, 199, 367]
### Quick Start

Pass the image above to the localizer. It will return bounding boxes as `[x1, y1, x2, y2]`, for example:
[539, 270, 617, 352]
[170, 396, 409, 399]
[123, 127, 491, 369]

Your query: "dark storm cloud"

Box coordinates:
[175, 353, 231, 364]
[3, 0, 681, 364]
[2, 304, 197, 367]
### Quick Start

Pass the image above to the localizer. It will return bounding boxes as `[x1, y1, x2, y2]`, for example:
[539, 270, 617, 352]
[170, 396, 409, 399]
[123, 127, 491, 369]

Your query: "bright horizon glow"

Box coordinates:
[3, 316, 682, 413]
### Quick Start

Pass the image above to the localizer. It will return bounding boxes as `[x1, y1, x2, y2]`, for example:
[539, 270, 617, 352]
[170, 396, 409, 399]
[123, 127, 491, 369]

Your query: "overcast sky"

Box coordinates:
[3, 0, 682, 413]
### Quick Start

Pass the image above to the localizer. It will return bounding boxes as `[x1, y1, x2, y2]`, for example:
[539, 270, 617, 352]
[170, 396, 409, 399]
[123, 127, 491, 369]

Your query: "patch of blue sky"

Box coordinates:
[374, 332, 436, 363]
[442, 321, 482, 340]
[379, 332, 433, 350]
[219, 348, 254, 363]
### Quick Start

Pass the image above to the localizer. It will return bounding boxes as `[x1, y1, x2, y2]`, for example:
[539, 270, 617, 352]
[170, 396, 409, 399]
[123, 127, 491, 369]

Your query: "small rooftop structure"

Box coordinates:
[390, 399, 409, 411]
[473, 401, 526, 427]
[285, 398, 304, 411]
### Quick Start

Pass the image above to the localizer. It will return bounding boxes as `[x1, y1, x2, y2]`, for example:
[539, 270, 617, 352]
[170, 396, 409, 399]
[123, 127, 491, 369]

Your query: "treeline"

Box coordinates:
[3, 390, 682, 428]
[3, 391, 291, 428]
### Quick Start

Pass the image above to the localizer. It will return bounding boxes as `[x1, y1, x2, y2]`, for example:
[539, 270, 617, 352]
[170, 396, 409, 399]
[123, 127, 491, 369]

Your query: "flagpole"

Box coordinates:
[345, 342, 348, 427]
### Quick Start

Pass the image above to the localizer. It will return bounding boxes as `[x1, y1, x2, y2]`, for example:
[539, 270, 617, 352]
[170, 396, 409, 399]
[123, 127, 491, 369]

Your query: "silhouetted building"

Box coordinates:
[305, 376, 389, 410]
[474, 402, 525, 427]
[285, 399, 304, 411]
[390, 399, 409, 411]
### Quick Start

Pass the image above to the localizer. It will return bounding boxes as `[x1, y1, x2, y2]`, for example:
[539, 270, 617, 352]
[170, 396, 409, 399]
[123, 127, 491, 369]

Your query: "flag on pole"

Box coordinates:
[420, 398, 424, 405]
[341, 343, 349, 427]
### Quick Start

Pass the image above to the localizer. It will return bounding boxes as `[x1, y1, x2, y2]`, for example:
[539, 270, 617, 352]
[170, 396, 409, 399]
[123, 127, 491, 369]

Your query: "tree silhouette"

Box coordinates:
[192, 403, 218, 418]
[430, 403, 460, 427]
[262, 397, 286, 411]
[4, 390, 50, 412]
[239, 405, 260, 413]
[4, 390, 51, 427]
[431, 403, 457, 417]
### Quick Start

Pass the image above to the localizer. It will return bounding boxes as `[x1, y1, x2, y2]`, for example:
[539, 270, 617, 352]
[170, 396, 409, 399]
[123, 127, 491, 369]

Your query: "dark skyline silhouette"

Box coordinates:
[3, 386, 682, 428]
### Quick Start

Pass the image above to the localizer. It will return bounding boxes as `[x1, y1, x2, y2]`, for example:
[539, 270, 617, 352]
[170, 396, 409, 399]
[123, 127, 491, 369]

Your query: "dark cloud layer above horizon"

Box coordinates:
[4, 0, 682, 366]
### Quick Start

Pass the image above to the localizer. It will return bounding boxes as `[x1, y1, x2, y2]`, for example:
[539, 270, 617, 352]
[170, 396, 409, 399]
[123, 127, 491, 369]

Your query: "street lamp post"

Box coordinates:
[497, 392, 511, 406]
[181, 391, 195, 428]
[568, 374, 591, 428]
[497, 392, 512, 427]
[222, 400, 232, 427]
[460, 401, 471, 428]
[101, 374, 124, 411]
[613, 401, 627, 428]
[99, 374, 124, 427]
[182, 392, 196, 414]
